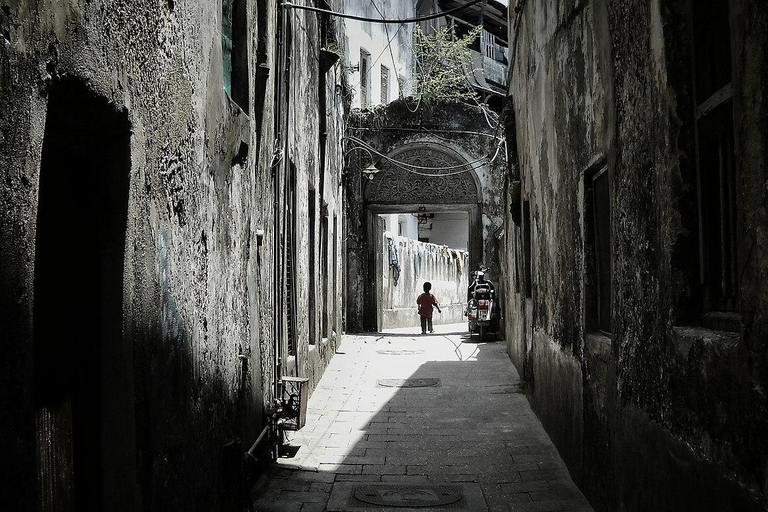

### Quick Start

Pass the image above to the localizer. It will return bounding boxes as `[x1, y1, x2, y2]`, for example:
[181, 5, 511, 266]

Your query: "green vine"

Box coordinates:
[412, 24, 482, 104]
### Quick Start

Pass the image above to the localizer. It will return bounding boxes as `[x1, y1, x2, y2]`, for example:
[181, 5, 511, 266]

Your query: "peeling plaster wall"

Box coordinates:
[503, 0, 768, 510]
[344, 100, 506, 333]
[0, 0, 344, 509]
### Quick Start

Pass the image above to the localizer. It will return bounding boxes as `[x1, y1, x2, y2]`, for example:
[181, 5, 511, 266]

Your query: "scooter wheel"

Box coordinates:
[479, 325, 487, 342]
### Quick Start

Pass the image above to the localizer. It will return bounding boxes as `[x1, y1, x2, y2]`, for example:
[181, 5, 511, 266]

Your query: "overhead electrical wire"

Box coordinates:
[305, 0, 506, 172]
[280, 0, 485, 24]
[344, 135, 505, 177]
[369, 0, 419, 113]
[350, 24, 403, 95]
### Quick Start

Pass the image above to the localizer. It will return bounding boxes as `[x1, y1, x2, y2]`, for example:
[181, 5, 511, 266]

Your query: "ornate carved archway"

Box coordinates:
[361, 142, 484, 332]
[364, 143, 481, 205]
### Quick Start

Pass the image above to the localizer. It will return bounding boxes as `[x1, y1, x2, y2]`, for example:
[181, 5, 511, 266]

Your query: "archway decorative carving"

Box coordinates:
[364, 143, 480, 204]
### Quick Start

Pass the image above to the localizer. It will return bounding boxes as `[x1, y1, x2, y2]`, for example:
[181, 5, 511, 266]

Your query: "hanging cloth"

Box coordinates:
[414, 243, 424, 278]
[386, 235, 401, 286]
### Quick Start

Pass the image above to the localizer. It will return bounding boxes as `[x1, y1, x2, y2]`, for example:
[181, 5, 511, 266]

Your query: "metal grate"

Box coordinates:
[354, 484, 462, 507]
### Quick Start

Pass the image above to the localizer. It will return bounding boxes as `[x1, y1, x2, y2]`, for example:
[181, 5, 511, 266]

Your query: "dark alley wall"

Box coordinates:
[503, 0, 768, 510]
[0, 0, 346, 509]
[344, 100, 507, 333]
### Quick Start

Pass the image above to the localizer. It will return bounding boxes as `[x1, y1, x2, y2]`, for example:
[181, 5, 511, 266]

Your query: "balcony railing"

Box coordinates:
[483, 57, 507, 87]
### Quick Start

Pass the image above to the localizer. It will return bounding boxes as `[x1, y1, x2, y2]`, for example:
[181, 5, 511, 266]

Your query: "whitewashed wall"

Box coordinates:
[344, 0, 415, 108]
[380, 234, 469, 329]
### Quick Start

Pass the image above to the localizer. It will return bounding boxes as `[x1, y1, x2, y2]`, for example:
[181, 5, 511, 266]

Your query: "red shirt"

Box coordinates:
[417, 292, 439, 318]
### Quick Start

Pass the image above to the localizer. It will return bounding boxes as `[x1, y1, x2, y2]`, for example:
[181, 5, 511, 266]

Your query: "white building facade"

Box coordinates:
[344, 0, 416, 109]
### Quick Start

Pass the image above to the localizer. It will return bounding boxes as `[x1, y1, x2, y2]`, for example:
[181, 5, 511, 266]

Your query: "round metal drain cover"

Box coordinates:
[376, 349, 426, 355]
[354, 484, 462, 507]
[376, 378, 440, 388]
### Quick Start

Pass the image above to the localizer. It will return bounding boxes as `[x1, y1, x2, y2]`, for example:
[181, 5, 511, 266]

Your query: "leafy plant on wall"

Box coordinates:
[412, 24, 482, 104]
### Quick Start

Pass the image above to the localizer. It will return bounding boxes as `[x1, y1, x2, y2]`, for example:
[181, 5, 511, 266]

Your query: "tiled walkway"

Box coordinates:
[253, 324, 593, 512]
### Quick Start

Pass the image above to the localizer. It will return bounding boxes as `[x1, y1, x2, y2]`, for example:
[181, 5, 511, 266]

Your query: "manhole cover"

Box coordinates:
[376, 378, 440, 388]
[376, 349, 426, 355]
[354, 484, 462, 507]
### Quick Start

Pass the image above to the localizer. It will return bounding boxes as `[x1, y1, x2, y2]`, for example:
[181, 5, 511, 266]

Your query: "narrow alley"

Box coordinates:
[3, 0, 768, 510]
[254, 325, 592, 512]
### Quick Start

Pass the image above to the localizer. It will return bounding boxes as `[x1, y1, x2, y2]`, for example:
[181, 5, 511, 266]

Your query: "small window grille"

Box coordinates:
[380, 65, 389, 104]
[360, 49, 371, 107]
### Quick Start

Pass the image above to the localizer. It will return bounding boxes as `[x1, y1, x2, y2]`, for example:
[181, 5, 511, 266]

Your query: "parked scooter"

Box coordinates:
[465, 267, 499, 341]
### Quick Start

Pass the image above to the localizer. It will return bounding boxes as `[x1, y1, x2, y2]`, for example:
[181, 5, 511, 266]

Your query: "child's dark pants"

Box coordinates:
[420, 315, 433, 333]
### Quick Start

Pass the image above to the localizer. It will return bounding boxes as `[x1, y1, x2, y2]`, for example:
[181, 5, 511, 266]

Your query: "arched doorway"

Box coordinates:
[362, 142, 483, 332]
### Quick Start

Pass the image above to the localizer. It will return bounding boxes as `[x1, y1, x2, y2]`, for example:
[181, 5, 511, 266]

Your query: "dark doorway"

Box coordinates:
[321, 206, 329, 339]
[33, 77, 136, 510]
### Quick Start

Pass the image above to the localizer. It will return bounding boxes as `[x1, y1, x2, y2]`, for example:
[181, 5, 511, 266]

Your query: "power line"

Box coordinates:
[344, 135, 505, 176]
[280, 0, 485, 24]
[350, 24, 404, 100]
[367, 0, 422, 113]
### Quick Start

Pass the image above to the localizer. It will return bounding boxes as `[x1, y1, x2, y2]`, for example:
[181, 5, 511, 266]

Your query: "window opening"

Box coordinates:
[692, 0, 738, 313]
[359, 49, 371, 107]
[222, 0, 249, 111]
[587, 168, 612, 334]
[380, 65, 389, 104]
[308, 186, 317, 344]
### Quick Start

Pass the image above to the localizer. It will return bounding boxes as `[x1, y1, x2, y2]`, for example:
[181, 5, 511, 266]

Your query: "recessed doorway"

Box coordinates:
[33, 77, 137, 510]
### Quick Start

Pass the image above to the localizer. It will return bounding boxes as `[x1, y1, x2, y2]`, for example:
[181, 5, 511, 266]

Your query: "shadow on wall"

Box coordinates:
[30, 77, 258, 511]
[33, 76, 136, 511]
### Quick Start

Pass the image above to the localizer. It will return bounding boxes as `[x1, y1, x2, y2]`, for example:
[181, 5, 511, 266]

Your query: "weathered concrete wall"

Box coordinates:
[282, 1, 347, 392]
[345, 99, 507, 333]
[0, 0, 346, 509]
[503, 0, 768, 510]
[379, 234, 469, 329]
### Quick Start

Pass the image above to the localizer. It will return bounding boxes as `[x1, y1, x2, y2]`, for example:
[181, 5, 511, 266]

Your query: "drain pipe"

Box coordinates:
[246, 424, 270, 459]
[273, 0, 289, 405]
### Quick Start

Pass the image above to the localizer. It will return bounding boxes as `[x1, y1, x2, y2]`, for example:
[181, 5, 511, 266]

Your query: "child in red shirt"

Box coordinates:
[416, 282, 441, 334]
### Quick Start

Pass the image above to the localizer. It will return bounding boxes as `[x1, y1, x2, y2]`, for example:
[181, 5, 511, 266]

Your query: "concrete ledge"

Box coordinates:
[382, 304, 467, 329]
[585, 331, 611, 357]
[672, 326, 740, 360]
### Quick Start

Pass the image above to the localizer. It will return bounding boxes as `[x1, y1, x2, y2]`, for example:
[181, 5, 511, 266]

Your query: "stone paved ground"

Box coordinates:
[252, 324, 593, 512]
